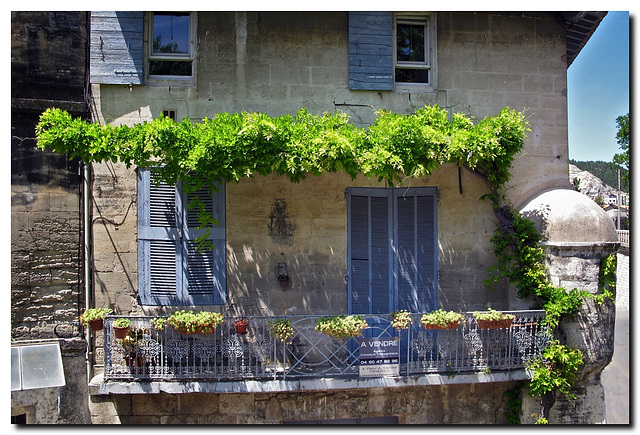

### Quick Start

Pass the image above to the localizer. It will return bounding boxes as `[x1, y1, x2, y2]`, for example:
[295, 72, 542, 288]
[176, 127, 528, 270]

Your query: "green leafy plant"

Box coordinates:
[503, 386, 522, 424]
[473, 308, 515, 321]
[315, 315, 369, 339]
[166, 310, 224, 334]
[79, 308, 112, 326]
[526, 340, 584, 400]
[390, 310, 412, 330]
[420, 309, 464, 329]
[151, 317, 167, 331]
[35, 106, 528, 247]
[113, 318, 131, 328]
[597, 253, 617, 305]
[268, 318, 295, 343]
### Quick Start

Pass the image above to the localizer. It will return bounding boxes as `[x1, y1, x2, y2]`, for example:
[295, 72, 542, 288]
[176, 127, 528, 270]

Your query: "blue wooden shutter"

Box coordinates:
[395, 188, 437, 313]
[90, 11, 143, 85]
[182, 185, 226, 305]
[348, 11, 394, 91]
[138, 170, 226, 305]
[348, 188, 392, 314]
[138, 169, 180, 305]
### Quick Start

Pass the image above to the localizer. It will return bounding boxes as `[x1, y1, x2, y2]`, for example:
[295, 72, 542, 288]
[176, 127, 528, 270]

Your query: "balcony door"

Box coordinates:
[347, 186, 438, 318]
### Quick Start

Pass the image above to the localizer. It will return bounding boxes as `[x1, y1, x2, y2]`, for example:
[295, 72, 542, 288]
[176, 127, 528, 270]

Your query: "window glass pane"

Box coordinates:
[150, 60, 192, 76]
[153, 12, 190, 55]
[396, 23, 425, 63]
[395, 68, 429, 84]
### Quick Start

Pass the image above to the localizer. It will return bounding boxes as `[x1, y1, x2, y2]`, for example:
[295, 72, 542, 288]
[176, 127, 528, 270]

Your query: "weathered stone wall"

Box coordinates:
[11, 11, 90, 424]
[89, 382, 521, 424]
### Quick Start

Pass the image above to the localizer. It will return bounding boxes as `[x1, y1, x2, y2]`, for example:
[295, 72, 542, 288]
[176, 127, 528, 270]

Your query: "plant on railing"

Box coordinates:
[113, 318, 131, 328]
[473, 308, 515, 329]
[233, 317, 250, 334]
[151, 317, 167, 331]
[315, 315, 369, 339]
[166, 310, 224, 335]
[113, 318, 131, 338]
[420, 309, 464, 329]
[390, 310, 412, 330]
[268, 318, 295, 343]
[79, 308, 112, 331]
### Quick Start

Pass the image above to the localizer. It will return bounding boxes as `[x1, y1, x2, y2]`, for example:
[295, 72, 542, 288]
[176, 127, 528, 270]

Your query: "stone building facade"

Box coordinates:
[17, 11, 618, 424]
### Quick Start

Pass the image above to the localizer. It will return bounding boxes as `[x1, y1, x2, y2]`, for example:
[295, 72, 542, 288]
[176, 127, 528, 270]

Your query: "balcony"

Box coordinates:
[99, 311, 548, 385]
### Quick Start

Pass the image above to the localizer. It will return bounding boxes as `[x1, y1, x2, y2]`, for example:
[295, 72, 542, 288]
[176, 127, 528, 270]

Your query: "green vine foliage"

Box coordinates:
[503, 385, 523, 424]
[36, 106, 527, 249]
[526, 340, 584, 400]
[597, 253, 617, 304]
[36, 106, 527, 191]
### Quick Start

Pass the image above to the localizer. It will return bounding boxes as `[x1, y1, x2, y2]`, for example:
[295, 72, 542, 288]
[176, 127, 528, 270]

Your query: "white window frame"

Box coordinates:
[394, 12, 436, 91]
[145, 12, 197, 86]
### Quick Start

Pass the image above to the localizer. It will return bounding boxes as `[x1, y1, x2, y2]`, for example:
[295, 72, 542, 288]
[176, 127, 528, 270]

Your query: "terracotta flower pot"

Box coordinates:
[423, 321, 459, 330]
[477, 318, 514, 330]
[234, 320, 249, 334]
[88, 318, 104, 331]
[114, 326, 129, 339]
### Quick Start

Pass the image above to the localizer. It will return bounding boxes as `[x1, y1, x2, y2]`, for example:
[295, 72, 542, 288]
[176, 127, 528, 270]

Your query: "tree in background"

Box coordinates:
[571, 177, 581, 192]
[612, 113, 629, 186]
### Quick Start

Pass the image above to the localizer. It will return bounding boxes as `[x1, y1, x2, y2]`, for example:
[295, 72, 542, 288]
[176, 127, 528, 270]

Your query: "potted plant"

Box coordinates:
[166, 310, 224, 335]
[233, 317, 249, 334]
[473, 308, 515, 329]
[420, 309, 464, 329]
[151, 317, 167, 331]
[268, 318, 295, 343]
[315, 315, 369, 339]
[79, 308, 112, 331]
[390, 310, 412, 331]
[113, 317, 131, 339]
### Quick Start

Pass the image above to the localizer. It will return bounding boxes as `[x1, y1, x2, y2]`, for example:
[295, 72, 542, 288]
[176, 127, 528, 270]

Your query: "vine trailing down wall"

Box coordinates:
[35, 105, 609, 422]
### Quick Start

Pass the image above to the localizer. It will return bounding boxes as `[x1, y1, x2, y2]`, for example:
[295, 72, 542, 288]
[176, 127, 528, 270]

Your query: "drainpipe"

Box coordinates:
[83, 162, 93, 383]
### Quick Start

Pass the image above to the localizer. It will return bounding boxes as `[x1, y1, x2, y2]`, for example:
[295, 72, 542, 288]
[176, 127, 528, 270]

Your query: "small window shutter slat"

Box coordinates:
[150, 240, 178, 297]
[348, 11, 394, 90]
[90, 11, 143, 85]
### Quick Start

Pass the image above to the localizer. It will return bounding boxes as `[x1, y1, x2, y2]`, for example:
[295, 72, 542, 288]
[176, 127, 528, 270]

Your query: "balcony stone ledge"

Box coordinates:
[89, 370, 532, 395]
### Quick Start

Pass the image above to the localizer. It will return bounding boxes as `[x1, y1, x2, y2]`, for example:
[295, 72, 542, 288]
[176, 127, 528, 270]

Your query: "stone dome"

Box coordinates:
[519, 188, 618, 246]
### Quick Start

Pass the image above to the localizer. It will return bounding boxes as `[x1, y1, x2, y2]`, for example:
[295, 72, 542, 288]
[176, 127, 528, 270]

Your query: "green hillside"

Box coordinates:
[570, 160, 629, 193]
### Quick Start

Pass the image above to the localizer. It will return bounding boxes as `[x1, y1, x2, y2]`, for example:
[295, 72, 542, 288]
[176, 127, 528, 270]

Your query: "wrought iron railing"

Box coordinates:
[101, 311, 548, 381]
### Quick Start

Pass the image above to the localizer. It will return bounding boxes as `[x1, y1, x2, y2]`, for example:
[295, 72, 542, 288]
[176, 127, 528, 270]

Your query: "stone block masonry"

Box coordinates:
[90, 380, 523, 424]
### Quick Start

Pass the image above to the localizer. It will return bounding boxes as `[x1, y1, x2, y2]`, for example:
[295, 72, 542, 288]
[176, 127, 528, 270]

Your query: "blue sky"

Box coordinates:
[567, 11, 630, 162]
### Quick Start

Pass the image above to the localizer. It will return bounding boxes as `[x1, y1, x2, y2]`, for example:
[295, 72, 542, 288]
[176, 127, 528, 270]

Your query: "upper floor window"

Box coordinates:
[147, 12, 195, 83]
[348, 12, 436, 92]
[395, 14, 432, 86]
